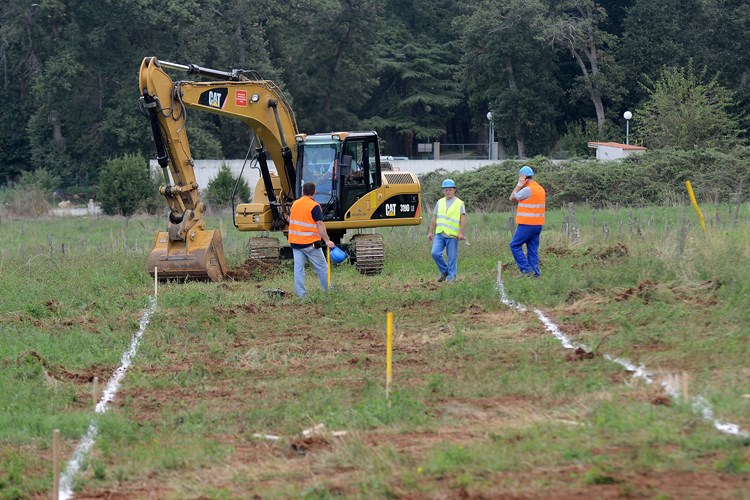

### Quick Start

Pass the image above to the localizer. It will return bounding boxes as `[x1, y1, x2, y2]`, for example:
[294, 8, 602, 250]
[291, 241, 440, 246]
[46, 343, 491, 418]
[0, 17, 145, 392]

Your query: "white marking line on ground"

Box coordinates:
[59, 296, 157, 500]
[495, 265, 748, 438]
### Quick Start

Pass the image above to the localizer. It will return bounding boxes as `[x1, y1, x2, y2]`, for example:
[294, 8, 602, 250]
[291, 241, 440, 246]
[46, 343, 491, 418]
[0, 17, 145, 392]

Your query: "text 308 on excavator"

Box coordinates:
[138, 57, 422, 281]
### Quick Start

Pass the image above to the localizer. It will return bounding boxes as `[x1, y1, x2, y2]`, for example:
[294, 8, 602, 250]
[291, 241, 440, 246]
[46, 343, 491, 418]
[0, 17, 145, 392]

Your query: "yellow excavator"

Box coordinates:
[138, 57, 422, 281]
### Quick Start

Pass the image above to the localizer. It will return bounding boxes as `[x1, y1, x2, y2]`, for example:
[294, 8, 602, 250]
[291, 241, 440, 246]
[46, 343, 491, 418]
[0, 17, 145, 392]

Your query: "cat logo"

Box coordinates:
[208, 91, 223, 108]
[385, 203, 396, 217]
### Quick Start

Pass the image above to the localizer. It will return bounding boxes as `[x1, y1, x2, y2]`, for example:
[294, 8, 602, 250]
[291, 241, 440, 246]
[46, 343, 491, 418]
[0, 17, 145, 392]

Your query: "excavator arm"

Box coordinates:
[138, 56, 299, 281]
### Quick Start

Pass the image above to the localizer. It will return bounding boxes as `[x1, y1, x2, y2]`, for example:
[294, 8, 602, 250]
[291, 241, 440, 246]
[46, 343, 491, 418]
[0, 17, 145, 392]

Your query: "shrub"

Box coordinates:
[638, 64, 745, 150]
[204, 164, 251, 211]
[0, 187, 49, 217]
[420, 147, 750, 211]
[98, 154, 159, 216]
[18, 168, 61, 194]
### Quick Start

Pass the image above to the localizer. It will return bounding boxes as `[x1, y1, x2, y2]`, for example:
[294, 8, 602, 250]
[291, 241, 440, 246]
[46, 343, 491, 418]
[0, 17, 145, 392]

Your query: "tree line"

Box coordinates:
[1, 0, 748, 189]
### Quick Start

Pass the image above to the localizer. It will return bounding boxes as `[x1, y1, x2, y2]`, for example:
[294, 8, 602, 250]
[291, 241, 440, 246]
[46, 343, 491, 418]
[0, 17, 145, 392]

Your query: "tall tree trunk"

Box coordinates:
[505, 56, 526, 158]
[571, 48, 606, 132]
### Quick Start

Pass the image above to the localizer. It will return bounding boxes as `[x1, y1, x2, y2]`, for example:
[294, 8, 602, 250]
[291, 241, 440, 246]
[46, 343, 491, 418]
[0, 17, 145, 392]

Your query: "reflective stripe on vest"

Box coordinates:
[435, 197, 464, 237]
[288, 196, 322, 245]
[515, 181, 546, 225]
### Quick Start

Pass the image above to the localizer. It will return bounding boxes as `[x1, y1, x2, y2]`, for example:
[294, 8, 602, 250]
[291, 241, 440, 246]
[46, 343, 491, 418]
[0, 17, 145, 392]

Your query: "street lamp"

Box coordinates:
[486, 111, 494, 159]
[424, 105, 432, 159]
[623, 110, 632, 145]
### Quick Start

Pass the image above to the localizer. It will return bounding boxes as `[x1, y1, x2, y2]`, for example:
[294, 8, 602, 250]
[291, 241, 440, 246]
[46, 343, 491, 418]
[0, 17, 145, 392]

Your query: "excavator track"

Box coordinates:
[248, 236, 281, 264]
[352, 233, 385, 275]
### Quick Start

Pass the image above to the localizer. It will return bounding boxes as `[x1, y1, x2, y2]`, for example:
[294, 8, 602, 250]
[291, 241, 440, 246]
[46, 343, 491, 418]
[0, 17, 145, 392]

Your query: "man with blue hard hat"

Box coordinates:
[509, 166, 546, 278]
[428, 178, 467, 282]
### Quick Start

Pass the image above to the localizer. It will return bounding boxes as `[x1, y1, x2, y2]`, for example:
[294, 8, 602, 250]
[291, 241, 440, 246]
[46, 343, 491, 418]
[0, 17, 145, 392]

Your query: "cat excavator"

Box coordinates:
[138, 57, 422, 281]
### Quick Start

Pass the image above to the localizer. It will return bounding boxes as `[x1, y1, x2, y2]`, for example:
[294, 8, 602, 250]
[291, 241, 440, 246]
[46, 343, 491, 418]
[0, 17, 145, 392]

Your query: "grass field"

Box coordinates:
[1, 203, 749, 499]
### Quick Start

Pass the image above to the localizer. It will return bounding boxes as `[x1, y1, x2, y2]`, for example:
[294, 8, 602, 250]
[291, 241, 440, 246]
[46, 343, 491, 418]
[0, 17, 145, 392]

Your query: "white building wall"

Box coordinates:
[149, 159, 503, 192]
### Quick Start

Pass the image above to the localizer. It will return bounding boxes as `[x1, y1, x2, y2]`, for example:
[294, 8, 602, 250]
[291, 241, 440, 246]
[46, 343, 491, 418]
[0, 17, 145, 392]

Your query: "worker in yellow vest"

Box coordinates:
[428, 179, 467, 282]
[289, 182, 336, 297]
[509, 166, 546, 277]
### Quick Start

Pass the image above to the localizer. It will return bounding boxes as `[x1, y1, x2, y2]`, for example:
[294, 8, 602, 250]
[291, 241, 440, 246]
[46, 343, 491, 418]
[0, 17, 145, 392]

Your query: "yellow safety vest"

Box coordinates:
[436, 197, 464, 237]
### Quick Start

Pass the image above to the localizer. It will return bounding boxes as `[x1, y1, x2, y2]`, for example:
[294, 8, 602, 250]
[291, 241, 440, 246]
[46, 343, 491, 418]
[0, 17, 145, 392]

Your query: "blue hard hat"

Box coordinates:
[330, 246, 348, 264]
[441, 179, 456, 188]
[519, 166, 534, 177]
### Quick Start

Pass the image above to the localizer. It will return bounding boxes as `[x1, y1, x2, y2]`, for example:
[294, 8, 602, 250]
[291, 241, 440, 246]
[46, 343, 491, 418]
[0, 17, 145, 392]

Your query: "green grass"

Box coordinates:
[1, 204, 749, 497]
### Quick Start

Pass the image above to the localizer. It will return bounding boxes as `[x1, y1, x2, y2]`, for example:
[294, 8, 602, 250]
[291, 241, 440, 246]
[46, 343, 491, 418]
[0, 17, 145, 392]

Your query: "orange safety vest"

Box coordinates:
[288, 196, 322, 245]
[515, 180, 546, 225]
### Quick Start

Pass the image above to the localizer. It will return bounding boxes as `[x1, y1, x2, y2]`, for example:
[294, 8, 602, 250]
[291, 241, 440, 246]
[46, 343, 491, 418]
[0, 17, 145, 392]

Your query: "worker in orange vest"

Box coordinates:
[509, 166, 546, 277]
[289, 182, 336, 297]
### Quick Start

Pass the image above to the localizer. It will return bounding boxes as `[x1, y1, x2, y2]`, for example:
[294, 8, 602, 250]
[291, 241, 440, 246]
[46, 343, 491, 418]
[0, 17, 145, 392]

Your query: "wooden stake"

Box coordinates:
[681, 371, 690, 402]
[386, 311, 393, 407]
[92, 376, 99, 409]
[53, 429, 60, 500]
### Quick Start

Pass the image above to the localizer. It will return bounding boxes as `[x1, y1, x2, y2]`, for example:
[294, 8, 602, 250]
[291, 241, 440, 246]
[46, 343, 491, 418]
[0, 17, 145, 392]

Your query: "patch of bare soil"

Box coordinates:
[13, 350, 109, 384]
[227, 258, 280, 281]
[669, 279, 722, 306]
[615, 279, 657, 304]
[545, 246, 571, 257]
[615, 278, 722, 306]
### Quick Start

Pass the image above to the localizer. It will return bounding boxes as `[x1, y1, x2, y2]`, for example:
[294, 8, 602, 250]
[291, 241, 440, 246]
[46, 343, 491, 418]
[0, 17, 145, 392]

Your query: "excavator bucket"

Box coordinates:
[147, 229, 229, 282]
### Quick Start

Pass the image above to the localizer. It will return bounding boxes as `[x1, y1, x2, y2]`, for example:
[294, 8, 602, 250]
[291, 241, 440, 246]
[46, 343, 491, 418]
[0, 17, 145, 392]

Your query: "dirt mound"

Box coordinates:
[565, 347, 595, 361]
[592, 242, 629, 261]
[615, 279, 657, 303]
[227, 258, 279, 281]
[289, 435, 331, 456]
[15, 350, 107, 383]
[545, 246, 571, 257]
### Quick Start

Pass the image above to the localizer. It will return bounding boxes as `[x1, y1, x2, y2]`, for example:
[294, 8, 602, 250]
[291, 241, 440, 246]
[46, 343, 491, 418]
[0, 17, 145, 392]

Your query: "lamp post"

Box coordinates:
[623, 110, 632, 145]
[486, 111, 494, 159]
[424, 105, 432, 159]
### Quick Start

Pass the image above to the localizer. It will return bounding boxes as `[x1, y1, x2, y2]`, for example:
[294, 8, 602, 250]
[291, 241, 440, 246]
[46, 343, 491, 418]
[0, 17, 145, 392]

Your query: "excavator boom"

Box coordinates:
[138, 56, 298, 281]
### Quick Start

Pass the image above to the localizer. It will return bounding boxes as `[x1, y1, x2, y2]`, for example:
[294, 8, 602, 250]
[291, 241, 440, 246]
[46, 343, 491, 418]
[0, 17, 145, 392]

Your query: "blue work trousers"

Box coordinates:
[431, 233, 459, 281]
[293, 246, 329, 297]
[510, 224, 543, 276]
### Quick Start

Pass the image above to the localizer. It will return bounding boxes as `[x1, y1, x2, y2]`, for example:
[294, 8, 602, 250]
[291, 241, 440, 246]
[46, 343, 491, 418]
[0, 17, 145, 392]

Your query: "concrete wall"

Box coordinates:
[149, 159, 503, 191]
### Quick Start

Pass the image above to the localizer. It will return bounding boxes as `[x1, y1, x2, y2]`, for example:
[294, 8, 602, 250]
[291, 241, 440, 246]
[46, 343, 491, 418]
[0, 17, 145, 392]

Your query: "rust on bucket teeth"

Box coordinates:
[147, 229, 229, 282]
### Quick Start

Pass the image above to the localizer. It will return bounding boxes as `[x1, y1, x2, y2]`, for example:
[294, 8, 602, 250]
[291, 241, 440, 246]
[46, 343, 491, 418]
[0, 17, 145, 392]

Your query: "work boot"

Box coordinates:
[438, 272, 448, 282]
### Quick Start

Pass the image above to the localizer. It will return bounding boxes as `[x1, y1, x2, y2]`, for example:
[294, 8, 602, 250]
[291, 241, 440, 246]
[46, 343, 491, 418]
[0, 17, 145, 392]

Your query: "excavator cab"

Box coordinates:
[295, 132, 384, 223]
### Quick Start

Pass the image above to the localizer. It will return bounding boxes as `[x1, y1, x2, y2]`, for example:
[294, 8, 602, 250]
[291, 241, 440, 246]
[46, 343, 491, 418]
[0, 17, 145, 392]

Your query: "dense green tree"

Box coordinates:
[538, 0, 623, 132]
[3, 0, 750, 186]
[265, 0, 383, 134]
[98, 154, 157, 216]
[637, 64, 744, 150]
[460, 0, 561, 158]
[364, 0, 463, 156]
[617, 0, 713, 109]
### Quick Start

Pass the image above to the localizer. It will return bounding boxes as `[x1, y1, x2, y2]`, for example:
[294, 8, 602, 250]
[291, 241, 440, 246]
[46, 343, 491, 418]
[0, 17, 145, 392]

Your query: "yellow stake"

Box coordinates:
[327, 247, 332, 289]
[685, 180, 706, 233]
[386, 311, 393, 404]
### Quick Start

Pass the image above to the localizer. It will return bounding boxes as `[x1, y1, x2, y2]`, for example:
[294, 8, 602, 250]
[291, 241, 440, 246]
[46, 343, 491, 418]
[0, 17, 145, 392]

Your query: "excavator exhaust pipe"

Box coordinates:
[147, 229, 229, 282]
